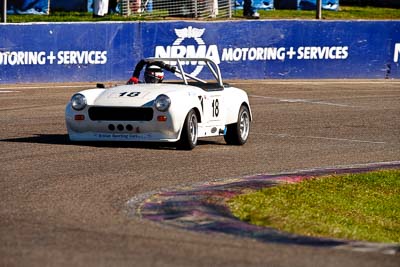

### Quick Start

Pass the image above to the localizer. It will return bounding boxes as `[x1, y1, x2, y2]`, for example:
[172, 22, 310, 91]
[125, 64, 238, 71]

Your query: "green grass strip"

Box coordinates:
[228, 170, 400, 243]
[253, 6, 400, 20]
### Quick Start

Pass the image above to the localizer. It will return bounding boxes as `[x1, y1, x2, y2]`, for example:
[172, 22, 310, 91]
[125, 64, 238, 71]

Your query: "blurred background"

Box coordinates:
[2, 0, 399, 19]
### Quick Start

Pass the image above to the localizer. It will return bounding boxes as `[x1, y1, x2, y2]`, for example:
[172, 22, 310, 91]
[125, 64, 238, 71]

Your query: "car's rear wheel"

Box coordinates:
[178, 109, 198, 150]
[224, 105, 250, 145]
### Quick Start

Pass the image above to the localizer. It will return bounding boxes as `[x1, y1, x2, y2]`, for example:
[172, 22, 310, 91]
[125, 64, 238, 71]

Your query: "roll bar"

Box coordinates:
[147, 57, 224, 88]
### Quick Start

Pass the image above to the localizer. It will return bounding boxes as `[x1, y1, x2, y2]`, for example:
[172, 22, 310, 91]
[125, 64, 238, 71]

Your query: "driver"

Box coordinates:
[143, 64, 164, 83]
[127, 59, 171, 84]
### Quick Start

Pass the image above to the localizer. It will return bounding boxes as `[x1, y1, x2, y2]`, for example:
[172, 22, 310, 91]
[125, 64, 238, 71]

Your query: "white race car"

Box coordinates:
[65, 58, 252, 150]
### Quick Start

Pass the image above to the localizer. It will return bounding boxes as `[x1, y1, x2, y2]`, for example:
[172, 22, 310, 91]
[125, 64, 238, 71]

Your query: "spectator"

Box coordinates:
[109, 0, 118, 13]
[243, 0, 259, 19]
[93, 0, 109, 17]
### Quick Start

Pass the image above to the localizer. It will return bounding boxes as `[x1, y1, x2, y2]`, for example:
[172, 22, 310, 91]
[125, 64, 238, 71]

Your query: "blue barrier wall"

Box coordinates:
[0, 20, 399, 83]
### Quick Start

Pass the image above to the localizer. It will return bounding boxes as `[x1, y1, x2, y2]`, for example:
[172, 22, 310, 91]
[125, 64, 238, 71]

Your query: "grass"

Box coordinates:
[228, 170, 400, 243]
[4, 6, 400, 23]
[5, 12, 147, 23]
[253, 5, 400, 20]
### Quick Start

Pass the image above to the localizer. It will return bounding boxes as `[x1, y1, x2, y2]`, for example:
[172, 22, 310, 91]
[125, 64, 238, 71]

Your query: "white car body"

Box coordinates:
[65, 58, 252, 149]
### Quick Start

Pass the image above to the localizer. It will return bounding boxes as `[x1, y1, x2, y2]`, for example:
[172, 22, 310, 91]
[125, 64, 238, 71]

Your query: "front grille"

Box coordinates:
[88, 107, 153, 121]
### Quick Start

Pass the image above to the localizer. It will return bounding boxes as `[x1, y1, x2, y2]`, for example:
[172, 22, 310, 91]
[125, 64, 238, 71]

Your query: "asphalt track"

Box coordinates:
[1, 80, 399, 267]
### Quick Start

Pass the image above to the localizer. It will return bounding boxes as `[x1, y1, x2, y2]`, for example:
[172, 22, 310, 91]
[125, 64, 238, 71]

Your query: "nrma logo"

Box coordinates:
[154, 26, 220, 77]
[394, 43, 400, 63]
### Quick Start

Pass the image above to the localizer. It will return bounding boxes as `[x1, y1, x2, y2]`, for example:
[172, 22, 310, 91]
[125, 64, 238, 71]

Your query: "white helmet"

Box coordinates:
[144, 65, 164, 83]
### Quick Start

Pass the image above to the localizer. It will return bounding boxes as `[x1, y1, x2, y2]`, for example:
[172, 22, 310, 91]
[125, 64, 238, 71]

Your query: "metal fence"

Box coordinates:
[120, 0, 233, 19]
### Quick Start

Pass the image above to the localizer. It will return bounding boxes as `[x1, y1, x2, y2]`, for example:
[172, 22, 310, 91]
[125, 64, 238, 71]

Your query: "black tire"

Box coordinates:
[224, 105, 250, 145]
[177, 109, 198, 150]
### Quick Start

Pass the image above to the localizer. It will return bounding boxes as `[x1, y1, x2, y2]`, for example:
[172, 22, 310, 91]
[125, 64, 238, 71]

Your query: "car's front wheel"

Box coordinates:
[178, 109, 198, 150]
[224, 105, 250, 145]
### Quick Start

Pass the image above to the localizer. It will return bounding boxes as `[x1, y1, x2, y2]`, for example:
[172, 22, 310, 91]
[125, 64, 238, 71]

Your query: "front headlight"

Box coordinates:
[154, 94, 171, 112]
[71, 93, 87, 111]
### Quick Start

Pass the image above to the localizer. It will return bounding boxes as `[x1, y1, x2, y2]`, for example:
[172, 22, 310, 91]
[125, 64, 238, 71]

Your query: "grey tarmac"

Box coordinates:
[0, 80, 399, 267]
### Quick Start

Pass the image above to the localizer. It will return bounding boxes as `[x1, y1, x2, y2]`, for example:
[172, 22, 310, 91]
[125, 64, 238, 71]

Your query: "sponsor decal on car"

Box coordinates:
[95, 133, 153, 140]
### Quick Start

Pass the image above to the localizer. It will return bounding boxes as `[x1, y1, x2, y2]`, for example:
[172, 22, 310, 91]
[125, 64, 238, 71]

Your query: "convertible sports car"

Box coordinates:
[65, 58, 252, 150]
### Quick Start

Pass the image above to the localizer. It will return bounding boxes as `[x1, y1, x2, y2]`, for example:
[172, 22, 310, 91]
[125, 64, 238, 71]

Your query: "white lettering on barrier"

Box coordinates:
[0, 51, 108, 65]
[0, 51, 47, 65]
[297, 46, 348, 60]
[57, 51, 108, 65]
[155, 45, 220, 65]
[394, 43, 400, 63]
[221, 47, 287, 61]
[218, 46, 349, 62]
[154, 27, 350, 64]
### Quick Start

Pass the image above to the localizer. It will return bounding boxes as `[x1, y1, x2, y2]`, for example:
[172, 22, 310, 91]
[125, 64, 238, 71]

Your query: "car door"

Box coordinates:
[202, 89, 226, 128]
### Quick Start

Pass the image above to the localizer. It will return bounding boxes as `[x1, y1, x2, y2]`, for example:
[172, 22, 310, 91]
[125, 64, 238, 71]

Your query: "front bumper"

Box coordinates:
[66, 129, 179, 142]
[65, 104, 180, 142]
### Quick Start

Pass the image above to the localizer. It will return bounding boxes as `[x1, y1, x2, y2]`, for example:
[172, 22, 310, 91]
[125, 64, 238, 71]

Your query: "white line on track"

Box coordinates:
[0, 85, 91, 90]
[256, 132, 386, 144]
[0, 90, 20, 93]
[230, 80, 400, 85]
[250, 94, 357, 107]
